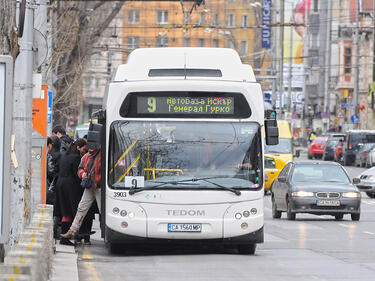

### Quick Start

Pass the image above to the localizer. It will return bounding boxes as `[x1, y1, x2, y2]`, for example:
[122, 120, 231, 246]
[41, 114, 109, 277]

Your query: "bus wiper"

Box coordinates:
[128, 180, 199, 195]
[129, 176, 241, 196]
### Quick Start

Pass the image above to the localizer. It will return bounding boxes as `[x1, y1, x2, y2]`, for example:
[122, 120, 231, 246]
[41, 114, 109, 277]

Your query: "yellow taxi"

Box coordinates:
[264, 153, 287, 193]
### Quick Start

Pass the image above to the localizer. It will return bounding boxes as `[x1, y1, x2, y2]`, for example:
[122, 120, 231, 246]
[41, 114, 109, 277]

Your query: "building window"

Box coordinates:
[313, 0, 318, 12]
[240, 40, 248, 55]
[226, 39, 235, 49]
[227, 14, 235, 27]
[95, 78, 100, 88]
[156, 36, 168, 47]
[184, 12, 190, 24]
[241, 15, 248, 27]
[198, 38, 205, 47]
[213, 39, 219, 48]
[127, 36, 139, 49]
[157, 10, 168, 24]
[183, 37, 190, 47]
[199, 12, 205, 25]
[127, 10, 139, 24]
[213, 14, 219, 26]
[344, 47, 352, 74]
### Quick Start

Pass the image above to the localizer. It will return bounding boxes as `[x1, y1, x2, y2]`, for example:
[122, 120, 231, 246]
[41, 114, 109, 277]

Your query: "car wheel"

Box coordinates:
[286, 198, 296, 221]
[272, 196, 282, 219]
[334, 214, 344, 220]
[366, 192, 375, 198]
[238, 244, 256, 255]
[351, 213, 360, 221]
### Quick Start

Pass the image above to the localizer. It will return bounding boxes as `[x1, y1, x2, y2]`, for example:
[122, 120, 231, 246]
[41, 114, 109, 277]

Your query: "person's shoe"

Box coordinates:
[60, 238, 74, 246]
[60, 229, 77, 239]
[83, 238, 91, 245]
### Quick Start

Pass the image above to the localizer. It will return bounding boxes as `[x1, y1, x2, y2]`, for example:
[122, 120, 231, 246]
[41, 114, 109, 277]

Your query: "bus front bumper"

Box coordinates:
[105, 226, 264, 245]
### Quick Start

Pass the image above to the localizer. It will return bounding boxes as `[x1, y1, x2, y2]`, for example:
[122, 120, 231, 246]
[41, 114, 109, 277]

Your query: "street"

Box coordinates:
[76, 160, 375, 281]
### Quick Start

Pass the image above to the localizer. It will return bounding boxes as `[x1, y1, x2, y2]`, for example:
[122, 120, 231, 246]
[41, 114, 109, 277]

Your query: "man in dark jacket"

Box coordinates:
[52, 125, 73, 153]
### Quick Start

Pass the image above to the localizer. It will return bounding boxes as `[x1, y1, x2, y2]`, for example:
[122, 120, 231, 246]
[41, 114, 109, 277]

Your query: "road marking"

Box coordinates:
[82, 246, 102, 281]
[339, 223, 350, 228]
[362, 200, 375, 205]
[363, 231, 374, 235]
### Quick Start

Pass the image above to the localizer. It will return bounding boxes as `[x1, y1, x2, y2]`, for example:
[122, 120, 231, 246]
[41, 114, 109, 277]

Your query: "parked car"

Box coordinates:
[264, 154, 286, 194]
[355, 167, 375, 198]
[354, 143, 375, 167]
[323, 134, 346, 161]
[308, 137, 328, 159]
[342, 130, 375, 166]
[271, 161, 361, 221]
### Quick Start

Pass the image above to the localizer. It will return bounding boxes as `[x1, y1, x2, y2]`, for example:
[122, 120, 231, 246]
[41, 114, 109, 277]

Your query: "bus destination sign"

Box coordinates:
[137, 96, 234, 115]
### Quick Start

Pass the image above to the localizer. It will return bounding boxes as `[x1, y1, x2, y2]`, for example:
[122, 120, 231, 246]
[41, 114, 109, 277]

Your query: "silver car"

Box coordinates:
[356, 167, 375, 198]
[271, 161, 361, 221]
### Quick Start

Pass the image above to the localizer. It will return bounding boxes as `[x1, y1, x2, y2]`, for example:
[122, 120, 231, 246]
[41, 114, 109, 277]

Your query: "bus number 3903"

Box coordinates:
[113, 192, 127, 198]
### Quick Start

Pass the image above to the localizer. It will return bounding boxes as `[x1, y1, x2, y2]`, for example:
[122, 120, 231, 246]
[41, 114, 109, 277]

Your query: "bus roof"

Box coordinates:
[277, 120, 292, 139]
[113, 48, 256, 83]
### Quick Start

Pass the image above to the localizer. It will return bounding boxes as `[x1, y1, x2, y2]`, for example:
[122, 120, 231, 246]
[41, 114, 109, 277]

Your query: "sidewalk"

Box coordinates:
[50, 243, 79, 281]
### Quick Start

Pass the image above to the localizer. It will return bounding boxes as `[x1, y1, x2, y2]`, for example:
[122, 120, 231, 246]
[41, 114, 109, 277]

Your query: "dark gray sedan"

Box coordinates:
[271, 161, 361, 221]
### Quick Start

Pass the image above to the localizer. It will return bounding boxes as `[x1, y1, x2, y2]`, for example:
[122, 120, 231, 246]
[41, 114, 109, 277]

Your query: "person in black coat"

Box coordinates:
[55, 138, 88, 245]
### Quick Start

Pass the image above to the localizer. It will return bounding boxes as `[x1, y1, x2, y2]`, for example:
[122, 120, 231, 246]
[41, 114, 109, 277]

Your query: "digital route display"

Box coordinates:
[137, 96, 234, 115]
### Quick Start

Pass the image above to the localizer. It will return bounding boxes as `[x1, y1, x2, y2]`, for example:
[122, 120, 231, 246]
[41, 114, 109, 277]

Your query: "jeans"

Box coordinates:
[70, 187, 101, 232]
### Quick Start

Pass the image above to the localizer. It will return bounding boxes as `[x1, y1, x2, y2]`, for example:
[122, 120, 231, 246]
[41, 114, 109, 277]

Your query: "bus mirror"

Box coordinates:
[265, 119, 279, 145]
[92, 109, 106, 124]
[87, 123, 103, 150]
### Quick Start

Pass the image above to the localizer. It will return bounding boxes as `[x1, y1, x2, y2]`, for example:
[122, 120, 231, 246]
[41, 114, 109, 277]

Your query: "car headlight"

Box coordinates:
[291, 191, 314, 197]
[342, 192, 360, 198]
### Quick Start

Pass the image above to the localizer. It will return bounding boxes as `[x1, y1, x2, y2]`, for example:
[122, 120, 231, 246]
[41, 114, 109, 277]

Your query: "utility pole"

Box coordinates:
[271, 1, 278, 108]
[288, 6, 294, 114]
[302, 0, 309, 132]
[353, 0, 360, 129]
[372, 0, 375, 129]
[10, 0, 34, 247]
[278, 0, 285, 117]
[323, 0, 333, 130]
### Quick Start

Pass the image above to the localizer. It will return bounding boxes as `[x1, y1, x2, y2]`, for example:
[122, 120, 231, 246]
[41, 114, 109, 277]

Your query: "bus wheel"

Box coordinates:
[238, 244, 256, 255]
[108, 242, 125, 255]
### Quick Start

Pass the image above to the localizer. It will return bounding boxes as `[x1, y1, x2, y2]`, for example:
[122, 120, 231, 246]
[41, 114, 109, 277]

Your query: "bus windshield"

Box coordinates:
[264, 138, 292, 154]
[109, 121, 262, 190]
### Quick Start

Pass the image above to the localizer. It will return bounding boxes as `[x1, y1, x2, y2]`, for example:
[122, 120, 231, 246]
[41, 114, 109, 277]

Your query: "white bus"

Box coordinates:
[92, 48, 278, 255]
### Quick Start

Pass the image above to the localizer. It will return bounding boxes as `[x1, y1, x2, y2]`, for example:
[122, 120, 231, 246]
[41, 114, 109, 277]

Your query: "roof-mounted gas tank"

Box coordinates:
[113, 47, 256, 82]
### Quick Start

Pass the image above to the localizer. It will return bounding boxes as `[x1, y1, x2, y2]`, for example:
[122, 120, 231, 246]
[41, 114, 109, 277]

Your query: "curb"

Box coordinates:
[50, 244, 79, 281]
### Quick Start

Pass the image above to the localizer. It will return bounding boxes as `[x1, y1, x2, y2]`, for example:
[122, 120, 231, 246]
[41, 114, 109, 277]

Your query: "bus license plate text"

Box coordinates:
[168, 223, 202, 232]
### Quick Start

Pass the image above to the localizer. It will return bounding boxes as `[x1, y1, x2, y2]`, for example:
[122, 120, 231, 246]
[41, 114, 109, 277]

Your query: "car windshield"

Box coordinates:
[349, 133, 375, 149]
[264, 138, 292, 154]
[109, 121, 262, 190]
[75, 128, 88, 139]
[314, 138, 327, 143]
[291, 164, 350, 184]
[327, 140, 339, 148]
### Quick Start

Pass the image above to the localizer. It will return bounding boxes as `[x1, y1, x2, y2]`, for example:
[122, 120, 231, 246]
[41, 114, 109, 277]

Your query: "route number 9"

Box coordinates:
[148, 97, 156, 113]
[131, 178, 137, 188]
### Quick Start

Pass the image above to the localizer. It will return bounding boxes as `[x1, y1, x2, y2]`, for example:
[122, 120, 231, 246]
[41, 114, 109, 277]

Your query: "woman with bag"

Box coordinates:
[55, 138, 87, 245]
[61, 147, 101, 240]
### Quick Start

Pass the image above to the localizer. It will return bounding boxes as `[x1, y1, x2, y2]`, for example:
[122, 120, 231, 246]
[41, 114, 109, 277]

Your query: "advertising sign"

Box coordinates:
[262, 0, 272, 48]
[32, 85, 48, 203]
[0, 56, 13, 243]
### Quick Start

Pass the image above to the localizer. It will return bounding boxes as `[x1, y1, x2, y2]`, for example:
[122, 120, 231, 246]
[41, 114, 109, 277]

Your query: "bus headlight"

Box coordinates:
[241, 223, 248, 230]
[120, 210, 127, 217]
[243, 211, 250, 217]
[250, 208, 257, 215]
[235, 213, 242, 220]
[113, 207, 119, 214]
[343, 192, 360, 198]
[121, 221, 128, 228]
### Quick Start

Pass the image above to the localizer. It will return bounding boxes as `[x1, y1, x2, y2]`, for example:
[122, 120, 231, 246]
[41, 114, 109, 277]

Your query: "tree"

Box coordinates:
[0, 0, 18, 57]
[49, 0, 125, 125]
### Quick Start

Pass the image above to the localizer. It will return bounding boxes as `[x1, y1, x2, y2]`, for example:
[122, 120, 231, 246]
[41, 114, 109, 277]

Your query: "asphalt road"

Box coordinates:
[77, 159, 375, 281]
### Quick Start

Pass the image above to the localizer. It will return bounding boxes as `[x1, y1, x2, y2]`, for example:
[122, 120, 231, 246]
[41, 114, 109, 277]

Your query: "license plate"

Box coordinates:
[316, 200, 340, 206]
[168, 223, 202, 232]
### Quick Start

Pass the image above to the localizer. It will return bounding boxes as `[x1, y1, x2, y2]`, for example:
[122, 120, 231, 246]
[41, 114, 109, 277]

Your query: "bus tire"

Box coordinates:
[108, 242, 125, 255]
[238, 244, 256, 255]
